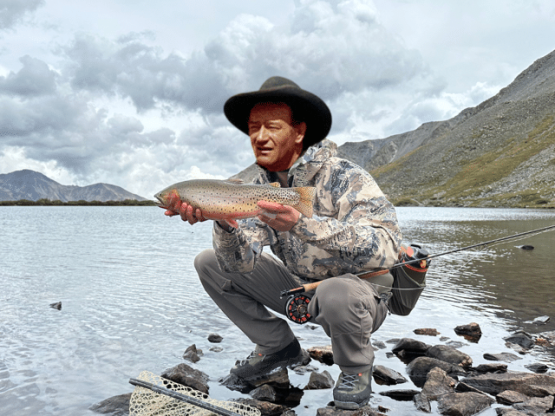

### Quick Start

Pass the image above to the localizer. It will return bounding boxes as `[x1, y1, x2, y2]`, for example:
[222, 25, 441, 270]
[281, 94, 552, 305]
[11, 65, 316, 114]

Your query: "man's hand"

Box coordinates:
[257, 200, 300, 232]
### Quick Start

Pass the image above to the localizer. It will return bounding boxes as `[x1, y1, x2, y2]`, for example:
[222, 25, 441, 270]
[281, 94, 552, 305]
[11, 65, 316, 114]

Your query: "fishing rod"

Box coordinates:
[280, 223, 555, 323]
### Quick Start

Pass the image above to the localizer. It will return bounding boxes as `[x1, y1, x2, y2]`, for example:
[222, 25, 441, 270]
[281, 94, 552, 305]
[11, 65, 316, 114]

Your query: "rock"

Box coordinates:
[183, 344, 202, 363]
[436, 392, 494, 416]
[461, 371, 555, 397]
[209, 346, 223, 353]
[454, 382, 485, 394]
[483, 352, 522, 362]
[373, 365, 407, 385]
[421, 367, 456, 400]
[524, 363, 549, 373]
[250, 384, 277, 402]
[89, 393, 131, 415]
[473, 363, 507, 373]
[426, 345, 472, 368]
[316, 405, 386, 415]
[391, 338, 431, 355]
[532, 315, 550, 325]
[161, 363, 209, 394]
[50, 301, 62, 310]
[406, 357, 466, 387]
[519, 245, 534, 250]
[248, 368, 290, 388]
[208, 333, 223, 343]
[372, 340, 387, 349]
[414, 328, 440, 336]
[305, 370, 334, 390]
[307, 345, 334, 365]
[504, 342, 527, 355]
[503, 330, 535, 349]
[496, 390, 528, 405]
[538, 330, 555, 346]
[454, 323, 482, 342]
[233, 397, 290, 416]
[293, 364, 319, 375]
[495, 409, 529, 416]
[446, 341, 467, 349]
[379, 389, 419, 401]
[414, 393, 431, 412]
[513, 396, 554, 415]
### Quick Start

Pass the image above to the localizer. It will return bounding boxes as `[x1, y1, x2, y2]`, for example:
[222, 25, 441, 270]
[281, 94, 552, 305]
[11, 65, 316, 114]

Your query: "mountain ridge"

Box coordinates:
[0, 169, 146, 202]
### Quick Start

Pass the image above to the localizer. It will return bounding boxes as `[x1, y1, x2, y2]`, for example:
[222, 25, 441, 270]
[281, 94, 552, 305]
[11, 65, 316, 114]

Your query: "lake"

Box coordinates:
[1, 206, 554, 415]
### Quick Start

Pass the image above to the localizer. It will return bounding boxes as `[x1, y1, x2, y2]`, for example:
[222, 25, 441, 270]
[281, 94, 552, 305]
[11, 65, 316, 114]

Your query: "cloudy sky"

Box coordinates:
[1, 0, 554, 198]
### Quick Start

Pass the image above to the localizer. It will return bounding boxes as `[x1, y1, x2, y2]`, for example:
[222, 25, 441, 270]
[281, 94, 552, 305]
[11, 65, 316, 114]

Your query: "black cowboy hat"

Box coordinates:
[224, 76, 332, 148]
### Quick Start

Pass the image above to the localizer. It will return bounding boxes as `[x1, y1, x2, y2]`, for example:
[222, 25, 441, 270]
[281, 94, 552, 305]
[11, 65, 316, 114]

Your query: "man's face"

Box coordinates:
[248, 102, 306, 172]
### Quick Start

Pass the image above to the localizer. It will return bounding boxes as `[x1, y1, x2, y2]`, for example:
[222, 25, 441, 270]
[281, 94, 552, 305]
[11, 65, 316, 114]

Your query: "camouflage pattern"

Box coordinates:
[212, 139, 402, 280]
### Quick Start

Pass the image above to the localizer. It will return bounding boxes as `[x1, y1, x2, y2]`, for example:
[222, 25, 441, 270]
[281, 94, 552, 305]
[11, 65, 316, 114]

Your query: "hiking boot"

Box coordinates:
[333, 368, 373, 410]
[230, 338, 310, 382]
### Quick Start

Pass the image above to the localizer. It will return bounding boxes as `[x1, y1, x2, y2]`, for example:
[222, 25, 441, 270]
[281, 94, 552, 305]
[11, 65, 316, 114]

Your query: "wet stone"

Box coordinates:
[50, 301, 62, 310]
[293, 364, 319, 375]
[437, 392, 494, 416]
[461, 371, 555, 397]
[513, 396, 554, 415]
[209, 346, 223, 353]
[473, 363, 507, 373]
[372, 340, 387, 349]
[208, 333, 223, 343]
[183, 344, 202, 363]
[406, 357, 466, 387]
[373, 365, 407, 385]
[532, 315, 550, 325]
[421, 367, 457, 400]
[524, 362, 549, 373]
[379, 389, 419, 401]
[483, 352, 522, 362]
[161, 363, 209, 394]
[414, 328, 440, 336]
[426, 345, 472, 368]
[316, 404, 386, 415]
[454, 323, 482, 342]
[307, 345, 334, 365]
[496, 390, 528, 405]
[391, 338, 431, 354]
[414, 393, 432, 412]
[305, 370, 334, 390]
[503, 330, 535, 349]
[89, 393, 131, 415]
[249, 384, 277, 402]
[233, 397, 290, 416]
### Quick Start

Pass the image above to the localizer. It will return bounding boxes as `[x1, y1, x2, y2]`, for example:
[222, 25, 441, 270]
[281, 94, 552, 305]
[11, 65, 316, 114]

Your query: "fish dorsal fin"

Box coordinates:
[226, 178, 244, 184]
[269, 182, 281, 188]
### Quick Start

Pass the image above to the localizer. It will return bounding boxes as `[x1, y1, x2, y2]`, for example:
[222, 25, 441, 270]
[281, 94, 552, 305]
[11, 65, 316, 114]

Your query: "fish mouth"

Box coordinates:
[154, 194, 167, 208]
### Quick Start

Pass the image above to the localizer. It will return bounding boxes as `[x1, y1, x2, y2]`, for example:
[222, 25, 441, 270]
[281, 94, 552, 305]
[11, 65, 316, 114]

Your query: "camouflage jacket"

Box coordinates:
[212, 139, 402, 280]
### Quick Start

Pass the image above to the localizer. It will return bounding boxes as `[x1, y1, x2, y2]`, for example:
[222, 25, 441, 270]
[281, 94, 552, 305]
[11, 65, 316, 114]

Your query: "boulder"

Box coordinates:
[454, 323, 482, 342]
[161, 363, 209, 394]
[461, 371, 555, 397]
[391, 338, 431, 354]
[406, 357, 466, 387]
[305, 370, 334, 390]
[426, 345, 472, 368]
[513, 396, 555, 414]
[496, 390, 528, 405]
[420, 367, 456, 400]
[89, 393, 131, 415]
[483, 352, 521, 362]
[373, 365, 407, 385]
[183, 344, 202, 363]
[307, 345, 334, 365]
[436, 392, 494, 416]
[208, 333, 223, 343]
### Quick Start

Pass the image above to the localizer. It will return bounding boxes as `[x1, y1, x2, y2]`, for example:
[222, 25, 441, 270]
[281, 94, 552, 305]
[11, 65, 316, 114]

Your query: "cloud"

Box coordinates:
[0, 55, 57, 96]
[0, 0, 44, 30]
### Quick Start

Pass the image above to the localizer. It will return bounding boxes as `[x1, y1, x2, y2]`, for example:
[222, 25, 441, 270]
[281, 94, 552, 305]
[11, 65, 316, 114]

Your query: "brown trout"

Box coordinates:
[155, 179, 316, 220]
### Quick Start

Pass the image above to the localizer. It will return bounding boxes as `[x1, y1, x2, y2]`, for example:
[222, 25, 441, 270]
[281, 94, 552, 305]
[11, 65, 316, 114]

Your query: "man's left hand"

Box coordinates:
[257, 200, 300, 232]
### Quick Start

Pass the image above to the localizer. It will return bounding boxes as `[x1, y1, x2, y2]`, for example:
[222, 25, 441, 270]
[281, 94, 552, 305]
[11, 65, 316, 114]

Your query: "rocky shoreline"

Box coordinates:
[91, 323, 555, 416]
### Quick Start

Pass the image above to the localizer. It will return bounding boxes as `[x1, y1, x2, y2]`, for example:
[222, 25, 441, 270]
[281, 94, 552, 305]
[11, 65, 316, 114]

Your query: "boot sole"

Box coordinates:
[334, 398, 369, 410]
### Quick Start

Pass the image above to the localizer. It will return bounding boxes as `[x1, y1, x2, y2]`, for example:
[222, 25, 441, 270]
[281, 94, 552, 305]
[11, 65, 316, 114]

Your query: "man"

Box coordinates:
[164, 76, 402, 410]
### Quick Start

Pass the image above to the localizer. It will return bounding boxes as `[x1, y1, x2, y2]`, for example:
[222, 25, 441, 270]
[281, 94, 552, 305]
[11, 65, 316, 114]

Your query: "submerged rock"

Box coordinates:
[503, 330, 535, 349]
[532, 315, 550, 325]
[454, 323, 482, 342]
[473, 363, 507, 373]
[183, 344, 203, 363]
[208, 333, 223, 343]
[483, 352, 522, 362]
[90, 393, 131, 415]
[50, 301, 62, 310]
[379, 389, 419, 401]
[524, 362, 549, 373]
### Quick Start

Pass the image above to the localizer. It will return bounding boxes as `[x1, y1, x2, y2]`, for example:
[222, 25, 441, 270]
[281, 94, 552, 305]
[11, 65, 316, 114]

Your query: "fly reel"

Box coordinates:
[285, 294, 312, 324]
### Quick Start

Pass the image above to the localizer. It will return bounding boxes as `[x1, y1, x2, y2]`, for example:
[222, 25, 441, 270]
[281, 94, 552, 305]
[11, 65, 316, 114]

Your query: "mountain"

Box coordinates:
[337, 49, 555, 208]
[0, 170, 146, 202]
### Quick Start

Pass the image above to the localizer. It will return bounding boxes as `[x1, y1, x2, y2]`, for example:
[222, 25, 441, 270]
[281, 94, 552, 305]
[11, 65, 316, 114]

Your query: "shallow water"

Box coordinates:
[0, 206, 554, 415]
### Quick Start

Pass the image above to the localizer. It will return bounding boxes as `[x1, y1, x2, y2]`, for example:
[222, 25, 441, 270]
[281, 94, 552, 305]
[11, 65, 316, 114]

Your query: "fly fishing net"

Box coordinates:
[129, 371, 261, 416]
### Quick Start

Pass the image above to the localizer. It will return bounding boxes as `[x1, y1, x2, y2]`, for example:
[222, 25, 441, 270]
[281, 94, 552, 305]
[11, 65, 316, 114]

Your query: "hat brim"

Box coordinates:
[224, 85, 332, 148]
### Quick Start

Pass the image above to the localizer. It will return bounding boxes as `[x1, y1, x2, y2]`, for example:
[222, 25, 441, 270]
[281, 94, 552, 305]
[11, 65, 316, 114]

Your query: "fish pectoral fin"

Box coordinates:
[292, 187, 316, 218]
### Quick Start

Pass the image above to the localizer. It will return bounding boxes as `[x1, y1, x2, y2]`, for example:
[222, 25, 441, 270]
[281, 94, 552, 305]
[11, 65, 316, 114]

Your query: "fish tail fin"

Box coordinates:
[292, 187, 316, 218]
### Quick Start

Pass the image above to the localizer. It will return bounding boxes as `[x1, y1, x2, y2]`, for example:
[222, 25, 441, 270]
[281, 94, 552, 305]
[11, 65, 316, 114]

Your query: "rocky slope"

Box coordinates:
[338, 49, 555, 208]
[0, 170, 146, 202]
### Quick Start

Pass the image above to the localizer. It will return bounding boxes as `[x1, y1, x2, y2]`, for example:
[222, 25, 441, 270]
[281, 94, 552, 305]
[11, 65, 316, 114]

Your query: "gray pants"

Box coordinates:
[194, 249, 389, 374]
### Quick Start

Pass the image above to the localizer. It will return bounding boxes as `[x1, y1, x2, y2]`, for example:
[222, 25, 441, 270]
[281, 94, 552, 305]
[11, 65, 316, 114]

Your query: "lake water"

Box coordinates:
[1, 206, 554, 415]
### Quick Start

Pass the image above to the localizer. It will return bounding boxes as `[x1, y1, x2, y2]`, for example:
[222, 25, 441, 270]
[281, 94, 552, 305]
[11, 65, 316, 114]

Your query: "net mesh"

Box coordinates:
[129, 371, 261, 416]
